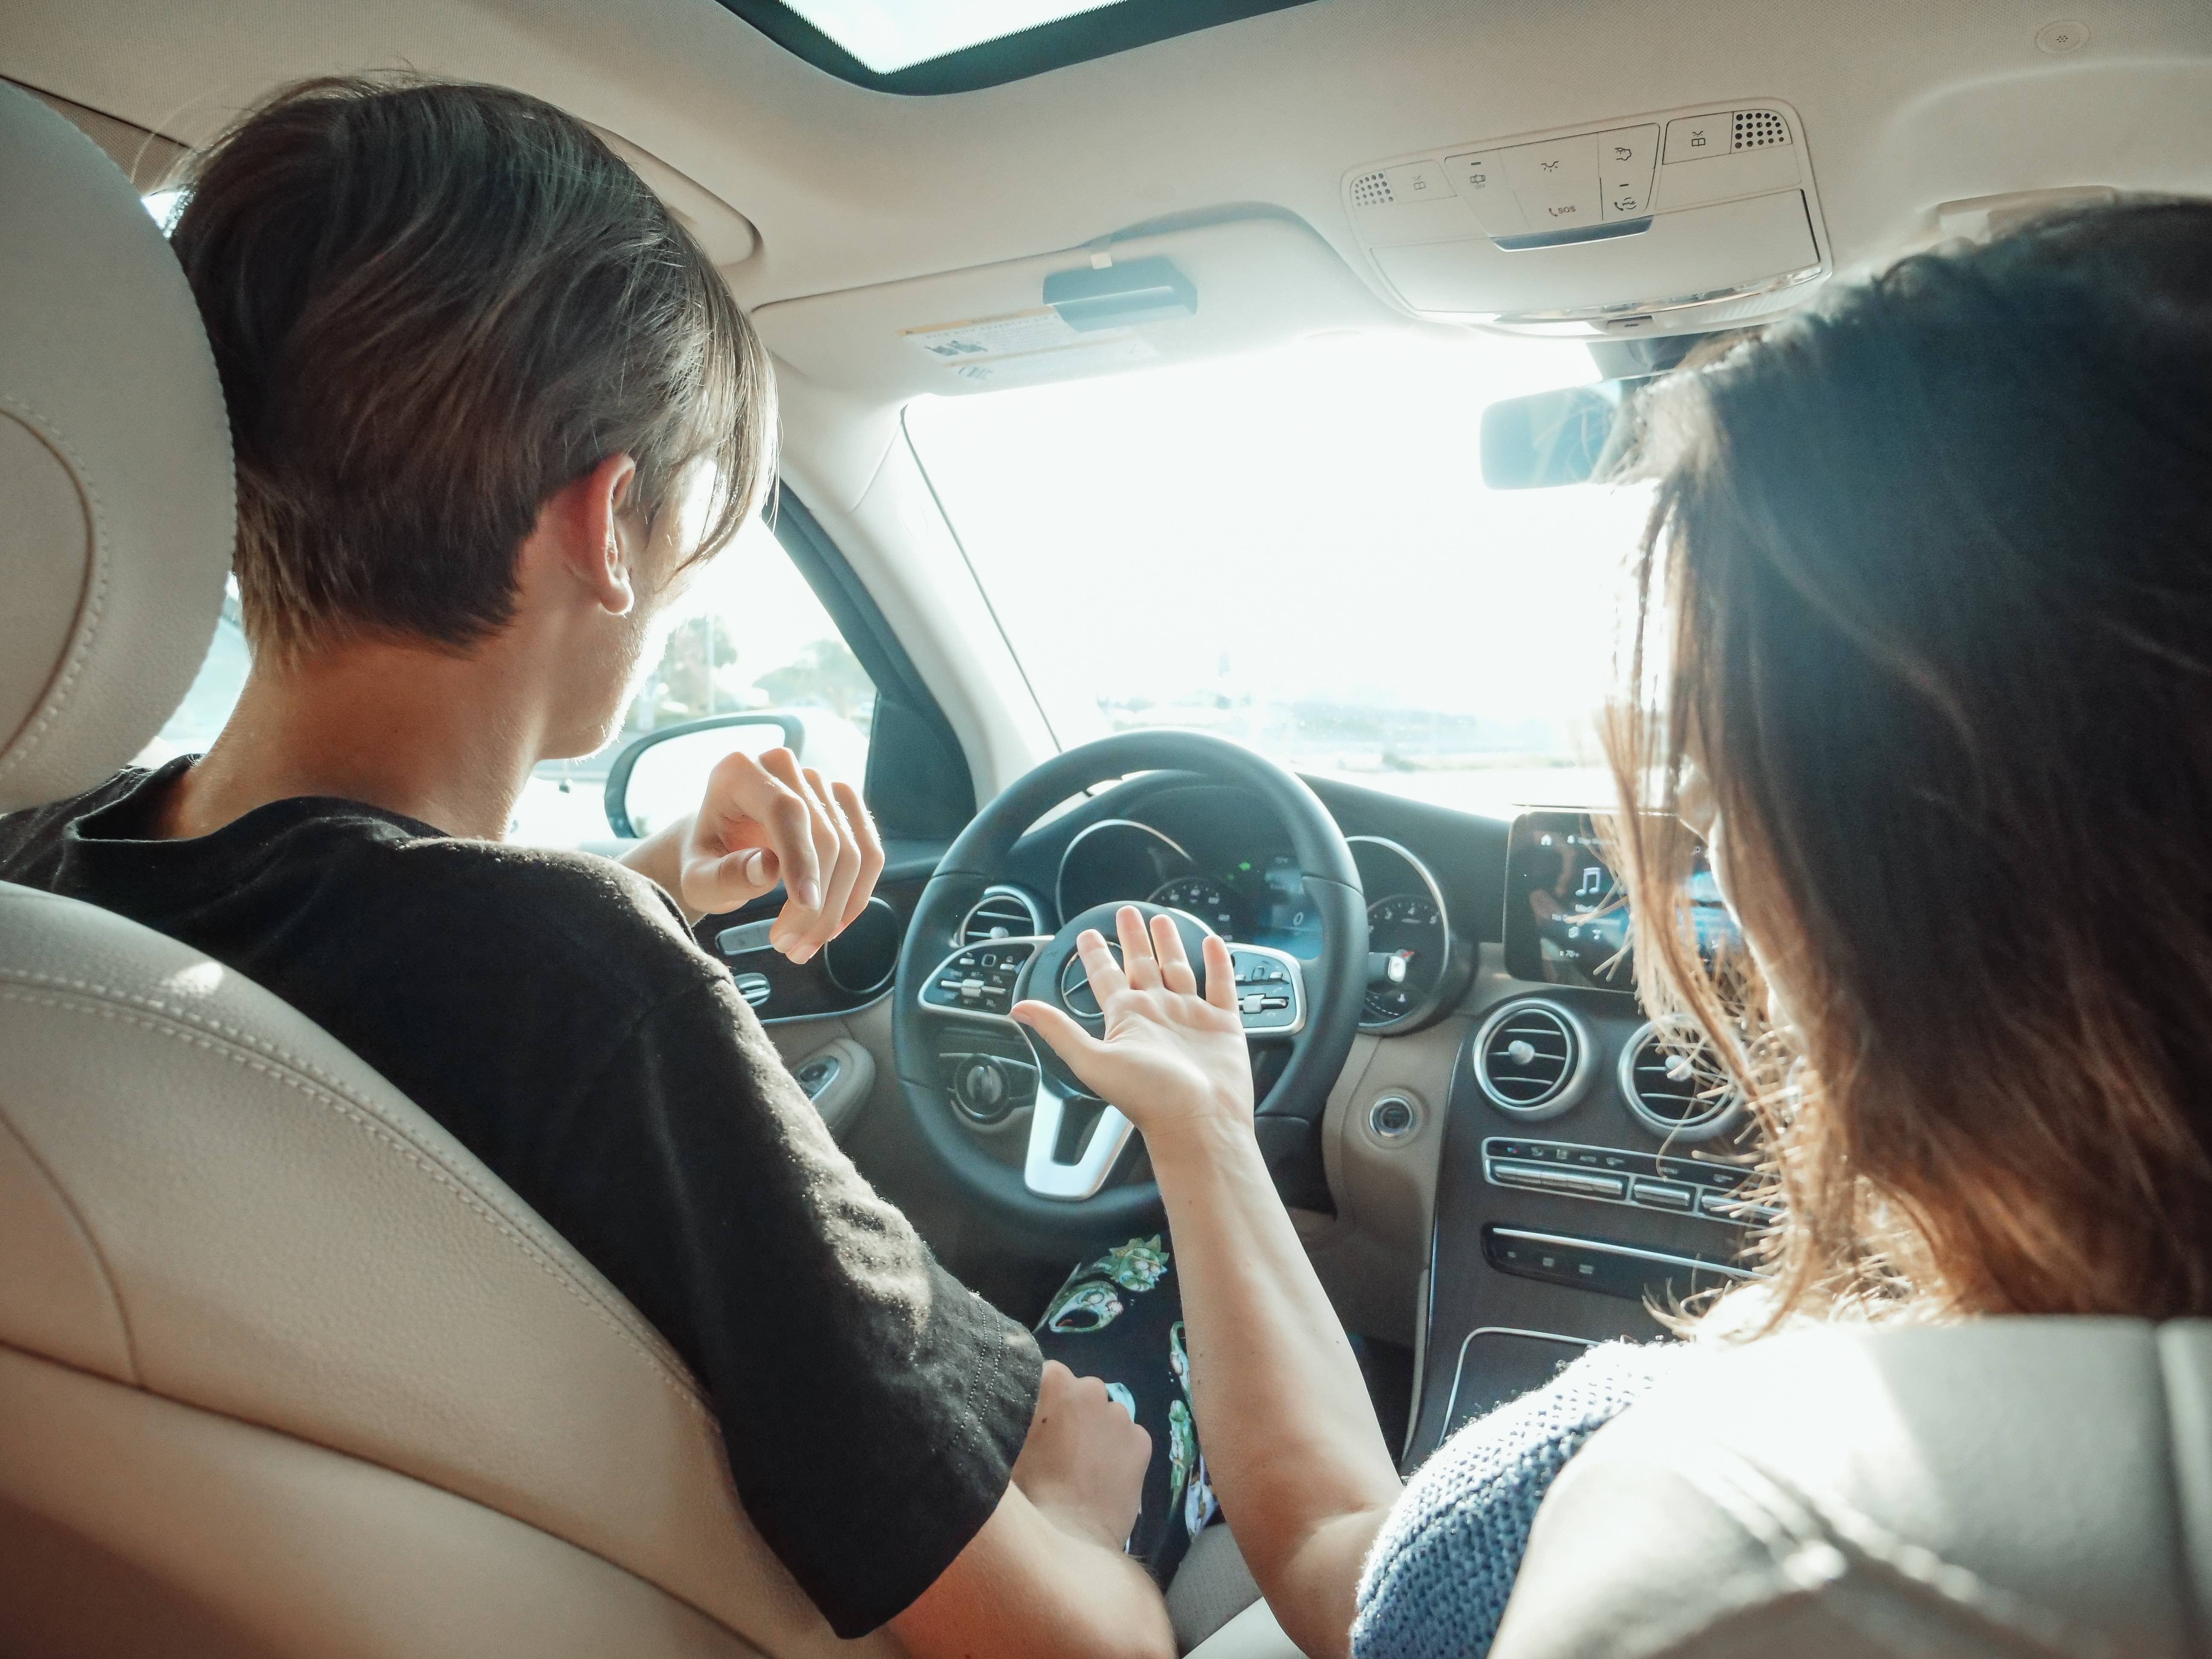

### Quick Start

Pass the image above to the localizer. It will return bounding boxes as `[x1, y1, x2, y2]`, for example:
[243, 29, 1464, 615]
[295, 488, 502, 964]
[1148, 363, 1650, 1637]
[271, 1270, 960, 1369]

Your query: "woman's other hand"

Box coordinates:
[1012, 905, 1254, 1150]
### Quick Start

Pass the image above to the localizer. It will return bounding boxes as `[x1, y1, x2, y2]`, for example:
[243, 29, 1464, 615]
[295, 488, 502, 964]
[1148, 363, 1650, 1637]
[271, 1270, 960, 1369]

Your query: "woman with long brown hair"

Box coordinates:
[1014, 197, 2212, 1657]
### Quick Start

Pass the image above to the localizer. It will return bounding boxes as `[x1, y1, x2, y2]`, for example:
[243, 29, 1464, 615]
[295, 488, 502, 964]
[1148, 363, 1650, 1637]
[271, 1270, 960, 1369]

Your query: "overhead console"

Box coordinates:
[1341, 101, 1829, 338]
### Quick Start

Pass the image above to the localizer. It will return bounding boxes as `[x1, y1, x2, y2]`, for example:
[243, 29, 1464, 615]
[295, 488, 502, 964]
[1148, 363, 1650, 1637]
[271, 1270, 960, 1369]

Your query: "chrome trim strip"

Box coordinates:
[1441, 1326, 1595, 1439]
[1055, 818, 1193, 926]
[1489, 1226, 1758, 1284]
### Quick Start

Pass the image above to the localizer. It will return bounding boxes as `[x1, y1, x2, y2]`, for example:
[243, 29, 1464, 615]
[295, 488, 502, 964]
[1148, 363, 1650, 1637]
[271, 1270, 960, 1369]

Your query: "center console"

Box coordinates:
[1403, 809, 1760, 1466]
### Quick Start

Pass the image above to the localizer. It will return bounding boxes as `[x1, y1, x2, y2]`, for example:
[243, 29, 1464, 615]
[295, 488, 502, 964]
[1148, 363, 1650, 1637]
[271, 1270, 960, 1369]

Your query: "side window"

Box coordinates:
[510, 514, 876, 846]
[140, 524, 877, 848]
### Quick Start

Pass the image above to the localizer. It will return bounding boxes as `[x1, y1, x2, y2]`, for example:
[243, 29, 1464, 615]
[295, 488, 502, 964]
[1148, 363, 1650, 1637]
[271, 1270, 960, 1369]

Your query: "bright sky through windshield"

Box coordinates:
[781, 0, 1125, 72]
[904, 329, 1654, 815]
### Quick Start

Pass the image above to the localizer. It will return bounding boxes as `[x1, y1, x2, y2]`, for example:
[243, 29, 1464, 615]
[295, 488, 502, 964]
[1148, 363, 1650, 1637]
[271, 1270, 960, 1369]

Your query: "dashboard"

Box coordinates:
[969, 777, 1762, 1472]
[1034, 795, 1476, 1035]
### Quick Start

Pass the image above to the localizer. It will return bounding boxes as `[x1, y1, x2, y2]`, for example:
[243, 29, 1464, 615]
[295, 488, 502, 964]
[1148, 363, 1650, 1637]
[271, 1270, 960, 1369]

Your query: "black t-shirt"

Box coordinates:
[0, 760, 1041, 1637]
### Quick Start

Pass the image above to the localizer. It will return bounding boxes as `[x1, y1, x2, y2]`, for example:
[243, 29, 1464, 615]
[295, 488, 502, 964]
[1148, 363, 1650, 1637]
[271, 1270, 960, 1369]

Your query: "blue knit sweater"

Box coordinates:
[1350, 1342, 1681, 1659]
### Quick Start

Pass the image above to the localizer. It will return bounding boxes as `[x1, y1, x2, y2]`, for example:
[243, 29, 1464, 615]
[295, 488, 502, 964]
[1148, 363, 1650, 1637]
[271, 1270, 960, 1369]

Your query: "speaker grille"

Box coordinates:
[1732, 110, 1790, 150]
[1350, 170, 1394, 209]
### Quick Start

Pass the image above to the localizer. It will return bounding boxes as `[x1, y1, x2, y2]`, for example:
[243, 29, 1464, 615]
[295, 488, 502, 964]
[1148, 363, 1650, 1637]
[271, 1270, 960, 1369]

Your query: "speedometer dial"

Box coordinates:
[1348, 833, 1466, 1033]
[1365, 893, 1444, 1024]
[1150, 876, 1239, 939]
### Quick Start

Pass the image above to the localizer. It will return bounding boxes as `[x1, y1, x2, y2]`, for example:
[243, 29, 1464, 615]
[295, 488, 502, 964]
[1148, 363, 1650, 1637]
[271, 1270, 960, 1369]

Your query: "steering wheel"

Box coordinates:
[892, 731, 1368, 1250]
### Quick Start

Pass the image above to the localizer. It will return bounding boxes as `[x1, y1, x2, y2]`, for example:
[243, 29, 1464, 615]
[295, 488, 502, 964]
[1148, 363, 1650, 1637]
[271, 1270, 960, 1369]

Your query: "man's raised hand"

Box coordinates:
[677, 747, 884, 961]
[1011, 905, 1255, 1147]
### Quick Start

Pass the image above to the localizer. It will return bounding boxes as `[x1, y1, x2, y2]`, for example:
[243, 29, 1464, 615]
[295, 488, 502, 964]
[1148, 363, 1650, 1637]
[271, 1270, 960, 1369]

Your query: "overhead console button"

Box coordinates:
[1504, 134, 1600, 232]
[1664, 112, 1732, 164]
[1382, 160, 1455, 204]
[1443, 150, 1528, 236]
[1595, 124, 1659, 220]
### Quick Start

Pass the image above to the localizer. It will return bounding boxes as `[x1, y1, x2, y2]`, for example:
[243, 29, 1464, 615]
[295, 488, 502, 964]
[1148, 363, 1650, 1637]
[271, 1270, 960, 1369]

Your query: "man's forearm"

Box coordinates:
[891, 1484, 1173, 1659]
[1148, 1120, 1403, 1659]
[615, 817, 700, 922]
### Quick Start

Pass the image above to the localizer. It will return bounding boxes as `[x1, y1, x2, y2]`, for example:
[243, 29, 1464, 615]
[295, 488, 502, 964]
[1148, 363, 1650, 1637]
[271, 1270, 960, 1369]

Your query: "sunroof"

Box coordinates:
[782, 0, 1126, 74]
[716, 0, 1318, 94]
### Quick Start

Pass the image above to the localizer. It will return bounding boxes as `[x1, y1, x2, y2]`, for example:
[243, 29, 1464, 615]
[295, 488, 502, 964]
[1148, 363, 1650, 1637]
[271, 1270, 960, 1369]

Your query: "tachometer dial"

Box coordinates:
[1365, 892, 1444, 1025]
[1149, 876, 1240, 940]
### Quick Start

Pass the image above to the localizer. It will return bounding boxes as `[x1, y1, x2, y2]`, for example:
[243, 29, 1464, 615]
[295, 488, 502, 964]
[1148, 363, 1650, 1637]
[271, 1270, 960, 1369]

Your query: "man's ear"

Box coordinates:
[525, 453, 641, 617]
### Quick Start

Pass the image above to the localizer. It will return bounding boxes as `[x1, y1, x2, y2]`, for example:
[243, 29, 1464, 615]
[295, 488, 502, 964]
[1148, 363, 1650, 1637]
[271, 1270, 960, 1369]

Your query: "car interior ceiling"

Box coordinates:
[6, 1, 2212, 1654]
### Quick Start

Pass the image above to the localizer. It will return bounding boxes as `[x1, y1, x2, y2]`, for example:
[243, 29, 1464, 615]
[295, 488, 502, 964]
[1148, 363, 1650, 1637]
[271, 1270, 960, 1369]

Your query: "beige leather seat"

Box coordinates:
[1489, 1317, 2212, 1658]
[0, 80, 888, 1659]
[1187, 1316, 2212, 1659]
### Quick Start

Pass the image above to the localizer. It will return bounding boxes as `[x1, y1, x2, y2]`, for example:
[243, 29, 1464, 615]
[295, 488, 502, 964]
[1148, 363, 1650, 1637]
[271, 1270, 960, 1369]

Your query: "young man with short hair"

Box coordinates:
[0, 76, 1171, 1659]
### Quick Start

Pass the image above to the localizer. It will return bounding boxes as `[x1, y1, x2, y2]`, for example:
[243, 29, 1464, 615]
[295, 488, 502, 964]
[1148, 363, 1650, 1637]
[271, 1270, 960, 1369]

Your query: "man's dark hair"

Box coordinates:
[170, 75, 772, 661]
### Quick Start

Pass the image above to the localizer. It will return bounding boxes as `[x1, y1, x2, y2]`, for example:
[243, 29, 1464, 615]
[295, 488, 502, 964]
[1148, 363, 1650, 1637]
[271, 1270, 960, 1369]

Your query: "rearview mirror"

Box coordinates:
[604, 713, 807, 839]
[1479, 381, 1630, 490]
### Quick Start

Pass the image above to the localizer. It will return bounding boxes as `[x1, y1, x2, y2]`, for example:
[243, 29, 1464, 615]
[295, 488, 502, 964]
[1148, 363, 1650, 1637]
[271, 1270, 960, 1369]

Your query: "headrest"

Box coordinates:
[0, 82, 232, 813]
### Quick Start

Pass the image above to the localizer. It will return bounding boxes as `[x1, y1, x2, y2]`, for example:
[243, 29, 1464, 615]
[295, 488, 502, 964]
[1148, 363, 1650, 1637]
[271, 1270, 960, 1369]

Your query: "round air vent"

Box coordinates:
[1472, 1000, 1590, 1118]
[1617, 1019, 1743, 1141]
[822, 897, 902, 997]
[960, 885, 1044, 946]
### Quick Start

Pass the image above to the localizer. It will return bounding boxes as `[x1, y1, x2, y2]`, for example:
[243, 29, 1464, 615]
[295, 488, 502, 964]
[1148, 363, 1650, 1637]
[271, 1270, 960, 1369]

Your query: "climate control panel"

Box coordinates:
[1482, 1135, 1776, 1228]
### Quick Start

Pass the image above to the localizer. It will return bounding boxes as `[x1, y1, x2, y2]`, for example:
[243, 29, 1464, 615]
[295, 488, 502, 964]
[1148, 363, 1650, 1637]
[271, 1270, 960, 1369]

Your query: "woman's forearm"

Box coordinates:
[1147, 1119, 1403, 1659]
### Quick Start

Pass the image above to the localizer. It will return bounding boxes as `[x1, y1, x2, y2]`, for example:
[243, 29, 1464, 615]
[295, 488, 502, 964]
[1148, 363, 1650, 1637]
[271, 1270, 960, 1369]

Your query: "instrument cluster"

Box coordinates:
[1053, 815, 1469, 1034]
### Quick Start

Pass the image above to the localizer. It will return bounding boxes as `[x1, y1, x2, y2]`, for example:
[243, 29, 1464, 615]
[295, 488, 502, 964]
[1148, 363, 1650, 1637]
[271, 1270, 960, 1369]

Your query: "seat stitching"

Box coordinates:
[0, 397, 109, 785]
[0, 985, 713, 1423]
[0, 957, 644, 1304]
[0, 1109, 140, 1382]
[0, 1337, 774, 1656]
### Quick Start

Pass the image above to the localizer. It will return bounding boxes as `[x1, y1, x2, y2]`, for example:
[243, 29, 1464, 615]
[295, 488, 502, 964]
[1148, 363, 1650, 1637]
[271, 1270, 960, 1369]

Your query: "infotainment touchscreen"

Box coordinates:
[1502, 809, 1738, 992]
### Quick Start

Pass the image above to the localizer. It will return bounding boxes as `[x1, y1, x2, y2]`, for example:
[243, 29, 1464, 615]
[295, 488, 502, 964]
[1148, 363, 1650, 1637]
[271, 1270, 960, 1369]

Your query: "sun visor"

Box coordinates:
[1340, 102, 1831, 339]
[751, 212, 1409, 400]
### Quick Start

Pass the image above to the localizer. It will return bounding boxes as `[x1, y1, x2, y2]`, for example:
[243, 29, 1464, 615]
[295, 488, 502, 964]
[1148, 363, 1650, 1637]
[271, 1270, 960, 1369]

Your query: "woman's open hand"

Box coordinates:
[1013, 905, 1254, 1147]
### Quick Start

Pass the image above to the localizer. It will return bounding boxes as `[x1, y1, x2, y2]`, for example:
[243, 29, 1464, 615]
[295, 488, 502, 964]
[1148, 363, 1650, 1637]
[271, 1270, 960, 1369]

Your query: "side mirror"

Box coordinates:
[1479, 381, 1631, 489]
[604, 713, 807, 839]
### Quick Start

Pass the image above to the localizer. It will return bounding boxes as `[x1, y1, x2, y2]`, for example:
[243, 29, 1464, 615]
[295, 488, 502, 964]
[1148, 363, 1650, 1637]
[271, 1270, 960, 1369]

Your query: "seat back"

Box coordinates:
[1491, 1317, 2212, 1658]
[0, 78, 879, 1659]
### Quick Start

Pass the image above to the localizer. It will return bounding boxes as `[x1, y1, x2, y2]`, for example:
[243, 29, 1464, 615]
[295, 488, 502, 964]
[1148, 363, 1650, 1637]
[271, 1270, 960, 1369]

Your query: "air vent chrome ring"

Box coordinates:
[959, 885, 1045, 946]
[1616, 1018, 1744, 1141]
[1471, 999, 1591, 1119]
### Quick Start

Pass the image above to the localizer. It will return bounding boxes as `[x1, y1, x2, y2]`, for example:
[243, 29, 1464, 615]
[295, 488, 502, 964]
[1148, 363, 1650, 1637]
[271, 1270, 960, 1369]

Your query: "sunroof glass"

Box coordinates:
[781, 0, 1130, 73]
[717, 0, 1316, 94]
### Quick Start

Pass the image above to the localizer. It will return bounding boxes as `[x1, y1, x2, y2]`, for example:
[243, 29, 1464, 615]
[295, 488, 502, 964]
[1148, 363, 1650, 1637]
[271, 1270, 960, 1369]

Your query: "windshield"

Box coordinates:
[904, 330, 1653, 814]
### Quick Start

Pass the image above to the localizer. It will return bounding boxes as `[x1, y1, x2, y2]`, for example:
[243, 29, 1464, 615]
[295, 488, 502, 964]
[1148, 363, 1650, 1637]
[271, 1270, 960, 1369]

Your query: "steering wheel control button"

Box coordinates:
[921, 940, 1037, 1020]
[1227, 946, 1305, 1036]
[1480, 1135, 1776, 1228]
